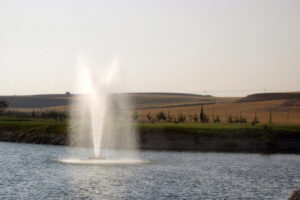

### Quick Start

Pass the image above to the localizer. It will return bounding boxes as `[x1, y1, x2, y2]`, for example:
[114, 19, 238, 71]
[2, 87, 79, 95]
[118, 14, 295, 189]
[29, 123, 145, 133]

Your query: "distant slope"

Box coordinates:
[2, 92, 300, 124]
[236, 92, 300, 103]
[0, 92, 220, 109]
[0, 95, 71, 108]
[125, 93, 219, 109]
[127, 92, 211, 97]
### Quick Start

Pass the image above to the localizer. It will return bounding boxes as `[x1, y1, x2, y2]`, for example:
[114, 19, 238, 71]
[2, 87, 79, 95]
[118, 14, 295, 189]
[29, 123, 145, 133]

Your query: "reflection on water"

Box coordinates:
[0, 142, 299, 199]
[58, 158, 149, 165]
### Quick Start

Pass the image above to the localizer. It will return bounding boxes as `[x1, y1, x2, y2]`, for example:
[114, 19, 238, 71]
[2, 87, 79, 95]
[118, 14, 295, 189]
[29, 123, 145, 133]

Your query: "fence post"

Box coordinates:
[269, 110, 273, 125]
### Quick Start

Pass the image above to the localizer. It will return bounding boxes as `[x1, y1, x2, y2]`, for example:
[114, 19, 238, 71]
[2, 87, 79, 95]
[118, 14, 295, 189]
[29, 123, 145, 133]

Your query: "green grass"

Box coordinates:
[138, 122, 263, 129]
[0, 116, 67, 135]
[137, 122, 300, 132]
[0, 115, 299, 137]
[136, 122, 300, 139]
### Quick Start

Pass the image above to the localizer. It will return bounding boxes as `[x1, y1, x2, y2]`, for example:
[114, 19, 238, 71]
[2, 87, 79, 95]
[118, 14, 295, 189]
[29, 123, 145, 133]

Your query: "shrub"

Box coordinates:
[213, 115, 220, 123]
[228, 114, 234, 123]
[0, 101, 8, 113]
[178, 113, 186, 123]
[41, 111, 67, 120]
[252, 113, 259, 125]
[192, 114, 198, 122]
[239, 117, 247, 123]
[234, 117, 240, 123]
[146, 112, 152, 121]
[232, 115, 247, 123]
[262, 125, 277, 147]
[156, 111, 167, 121]
[167, 111, 173, 122]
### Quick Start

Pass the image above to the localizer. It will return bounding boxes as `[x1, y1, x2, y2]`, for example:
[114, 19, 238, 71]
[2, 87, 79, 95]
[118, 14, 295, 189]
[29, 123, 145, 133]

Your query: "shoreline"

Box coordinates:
[0, 121, 300, 153]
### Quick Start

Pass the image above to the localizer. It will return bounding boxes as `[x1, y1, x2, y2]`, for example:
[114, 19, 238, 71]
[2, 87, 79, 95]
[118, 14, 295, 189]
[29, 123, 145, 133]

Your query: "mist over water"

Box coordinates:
[68, 57, 138, 159]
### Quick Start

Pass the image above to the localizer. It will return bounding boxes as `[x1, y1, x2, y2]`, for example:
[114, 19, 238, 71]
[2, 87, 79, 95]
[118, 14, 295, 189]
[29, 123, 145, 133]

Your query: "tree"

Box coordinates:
[0, 101, 8, 113]
[192, 114, 198, 122]
[146, 112, 152, 121]
[156, 111, 167, 121]
[200, 106, 204, 121]
[200, 106, 209, 122]
[178, 113, 186, 123]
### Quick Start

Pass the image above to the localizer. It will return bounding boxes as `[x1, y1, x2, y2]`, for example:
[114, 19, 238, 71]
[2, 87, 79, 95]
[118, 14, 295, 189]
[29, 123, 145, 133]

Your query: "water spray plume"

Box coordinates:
[69, 57, 138, 160]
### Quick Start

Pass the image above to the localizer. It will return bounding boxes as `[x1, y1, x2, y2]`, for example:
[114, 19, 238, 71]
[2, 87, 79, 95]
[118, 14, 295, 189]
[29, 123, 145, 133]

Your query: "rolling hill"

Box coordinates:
[1, 92, 300, 124]
[236, 92, 300, 103]
[0, 93, 235, 110]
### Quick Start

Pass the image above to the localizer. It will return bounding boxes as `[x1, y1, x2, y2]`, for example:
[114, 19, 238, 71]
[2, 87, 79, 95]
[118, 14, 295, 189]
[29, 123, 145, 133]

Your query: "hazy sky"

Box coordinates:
[1, 0, 299, 96]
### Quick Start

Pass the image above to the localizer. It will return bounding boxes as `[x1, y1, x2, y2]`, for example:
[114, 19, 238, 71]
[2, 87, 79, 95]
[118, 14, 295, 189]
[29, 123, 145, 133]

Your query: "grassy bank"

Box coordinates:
[136, 123, 300, 152]
[137, 122, 300, 138]
[0, 116, 300, 152]
[0, 116, 67, 135]
[1, 116, 300, 136]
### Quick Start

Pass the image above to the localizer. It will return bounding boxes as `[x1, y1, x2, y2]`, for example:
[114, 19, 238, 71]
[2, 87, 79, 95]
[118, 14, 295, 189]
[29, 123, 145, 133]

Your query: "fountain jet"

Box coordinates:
[69, 57, 137, 159]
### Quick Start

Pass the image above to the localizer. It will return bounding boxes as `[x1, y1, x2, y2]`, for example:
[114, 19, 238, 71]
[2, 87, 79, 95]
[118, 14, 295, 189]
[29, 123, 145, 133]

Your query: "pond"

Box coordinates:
[0, 142, 299, 199]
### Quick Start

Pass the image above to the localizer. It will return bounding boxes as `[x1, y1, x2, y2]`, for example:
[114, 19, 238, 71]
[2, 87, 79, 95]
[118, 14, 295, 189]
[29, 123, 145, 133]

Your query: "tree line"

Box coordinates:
[132, 106, 262, 125]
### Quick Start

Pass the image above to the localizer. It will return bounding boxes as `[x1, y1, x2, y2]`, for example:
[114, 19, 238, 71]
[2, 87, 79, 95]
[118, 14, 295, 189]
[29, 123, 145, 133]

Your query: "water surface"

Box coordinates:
[0, 142, 299, 199]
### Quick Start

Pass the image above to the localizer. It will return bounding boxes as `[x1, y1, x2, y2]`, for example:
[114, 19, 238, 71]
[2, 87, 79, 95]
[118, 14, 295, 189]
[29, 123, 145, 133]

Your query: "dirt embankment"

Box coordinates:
[0, 131, 66, 145]
[137, 127, 300, 153]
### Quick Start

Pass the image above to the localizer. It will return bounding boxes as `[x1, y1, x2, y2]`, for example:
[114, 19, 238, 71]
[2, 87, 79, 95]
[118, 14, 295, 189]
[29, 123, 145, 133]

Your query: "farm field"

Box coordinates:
[1, 92, 300, 124]
[137, 99, 300, 124]
[134, 92, 300, 124]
